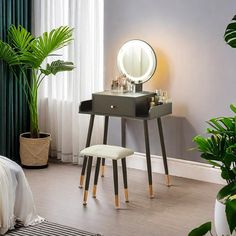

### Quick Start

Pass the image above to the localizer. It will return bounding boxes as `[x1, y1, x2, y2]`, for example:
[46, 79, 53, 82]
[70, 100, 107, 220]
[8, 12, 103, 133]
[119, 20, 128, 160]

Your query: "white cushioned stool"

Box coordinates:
[80, 144, 134, 208]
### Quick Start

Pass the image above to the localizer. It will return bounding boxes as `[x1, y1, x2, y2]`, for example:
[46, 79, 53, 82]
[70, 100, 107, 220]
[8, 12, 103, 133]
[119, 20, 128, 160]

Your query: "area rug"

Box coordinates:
[5, 221, 102, 236]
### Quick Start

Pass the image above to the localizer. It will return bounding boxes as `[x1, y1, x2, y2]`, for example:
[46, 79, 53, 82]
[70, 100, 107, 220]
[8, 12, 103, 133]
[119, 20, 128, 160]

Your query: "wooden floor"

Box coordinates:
[24, 162, 221, 236]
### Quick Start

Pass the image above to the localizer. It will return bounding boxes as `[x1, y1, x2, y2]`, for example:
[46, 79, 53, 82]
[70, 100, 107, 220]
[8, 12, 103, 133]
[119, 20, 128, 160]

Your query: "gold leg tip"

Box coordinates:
[101, 166, 105, 177]
[83, 202, 87, 206]
[115, 195, 120, 209]
[165, 175, 171, 187]
[124, 189, 129, 202]
[80, 176, 85, 186]
[150, 194, 155, 199]
[125, 200, 129, 203]
[92, 186, 97, 197]
[79, 185, 83, 189]
[83, 191, 88, 203]
[149, 185, 154, 198]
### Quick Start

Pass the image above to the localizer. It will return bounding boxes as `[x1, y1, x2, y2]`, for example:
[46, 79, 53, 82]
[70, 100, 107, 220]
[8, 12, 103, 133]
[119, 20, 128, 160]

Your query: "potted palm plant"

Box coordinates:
[0, 25, 74, 167]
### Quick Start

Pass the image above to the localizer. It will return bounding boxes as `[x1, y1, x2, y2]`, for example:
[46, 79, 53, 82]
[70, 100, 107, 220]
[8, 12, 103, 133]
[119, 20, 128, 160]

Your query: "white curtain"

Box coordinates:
[33, 0, 104, 163]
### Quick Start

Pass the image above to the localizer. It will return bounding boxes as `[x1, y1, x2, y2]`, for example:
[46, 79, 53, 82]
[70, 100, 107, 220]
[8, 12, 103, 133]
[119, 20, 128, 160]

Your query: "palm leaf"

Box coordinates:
[230, 104, 236, 114]
[8, 25, 34, 54]
[40, 60, 75, 76]
[0, 40, 19, 65]
[22, 26, 73, 68]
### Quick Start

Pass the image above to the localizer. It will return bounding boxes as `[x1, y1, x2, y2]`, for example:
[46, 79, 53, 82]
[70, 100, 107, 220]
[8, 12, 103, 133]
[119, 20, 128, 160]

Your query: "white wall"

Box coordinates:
[104, 0, 236, 162]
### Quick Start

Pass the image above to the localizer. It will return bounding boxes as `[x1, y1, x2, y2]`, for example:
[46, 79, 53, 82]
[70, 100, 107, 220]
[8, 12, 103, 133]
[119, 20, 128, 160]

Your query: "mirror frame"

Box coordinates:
[117, 39, 157, 85]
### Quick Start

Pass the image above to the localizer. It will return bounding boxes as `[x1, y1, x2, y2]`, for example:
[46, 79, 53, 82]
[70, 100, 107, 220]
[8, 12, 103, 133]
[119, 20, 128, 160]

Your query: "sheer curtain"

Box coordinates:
[33, 0, 104, 163]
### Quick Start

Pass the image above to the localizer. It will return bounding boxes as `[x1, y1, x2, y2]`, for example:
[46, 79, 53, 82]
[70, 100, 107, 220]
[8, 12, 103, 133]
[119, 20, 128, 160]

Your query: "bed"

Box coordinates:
[0, 156, 44, 235]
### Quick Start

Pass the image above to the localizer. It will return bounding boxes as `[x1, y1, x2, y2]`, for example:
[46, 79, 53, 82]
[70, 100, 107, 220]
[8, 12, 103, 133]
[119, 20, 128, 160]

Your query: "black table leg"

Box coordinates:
[121, 118, 126, 147]
[101, 116, 109, 177]
[79, 114, 95, 188]
[157, 117, 170, 187]
[143, 120, 154, 198]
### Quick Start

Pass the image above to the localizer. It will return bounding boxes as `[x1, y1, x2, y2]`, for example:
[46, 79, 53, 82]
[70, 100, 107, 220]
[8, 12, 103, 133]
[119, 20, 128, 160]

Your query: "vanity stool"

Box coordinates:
[80, 144, 134, 208]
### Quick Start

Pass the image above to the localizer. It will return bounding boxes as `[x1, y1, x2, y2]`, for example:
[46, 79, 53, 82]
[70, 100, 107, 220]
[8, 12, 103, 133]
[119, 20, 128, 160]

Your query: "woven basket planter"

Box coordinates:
[20, 132, 51, 168]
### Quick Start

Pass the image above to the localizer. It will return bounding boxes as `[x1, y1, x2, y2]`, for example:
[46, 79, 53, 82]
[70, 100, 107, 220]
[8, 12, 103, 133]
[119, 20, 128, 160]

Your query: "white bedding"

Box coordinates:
[0, 156, 44, 235]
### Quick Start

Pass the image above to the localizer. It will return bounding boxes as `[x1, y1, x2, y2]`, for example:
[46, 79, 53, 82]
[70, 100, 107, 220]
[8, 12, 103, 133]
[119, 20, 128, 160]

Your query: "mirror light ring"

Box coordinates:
[117, 39, 157, 84]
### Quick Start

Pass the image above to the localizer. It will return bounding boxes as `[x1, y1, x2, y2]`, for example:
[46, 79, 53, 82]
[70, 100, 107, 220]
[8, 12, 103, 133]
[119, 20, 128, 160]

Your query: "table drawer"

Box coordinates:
[93, 95, 135, 117]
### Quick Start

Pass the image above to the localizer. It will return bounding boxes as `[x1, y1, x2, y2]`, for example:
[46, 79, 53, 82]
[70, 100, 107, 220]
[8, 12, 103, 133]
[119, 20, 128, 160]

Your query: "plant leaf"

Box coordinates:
[188, 222, 211, 236]
[8, 25, 34, 54]
[23, 26, 74, 68]
[225, 199, 236, 233]
[40, 60, 75, 76]
[230, 104, 236, 114]
[217, 182, 236, 201]
[0, 40, 19, 65]
[225, 16, 236, 48]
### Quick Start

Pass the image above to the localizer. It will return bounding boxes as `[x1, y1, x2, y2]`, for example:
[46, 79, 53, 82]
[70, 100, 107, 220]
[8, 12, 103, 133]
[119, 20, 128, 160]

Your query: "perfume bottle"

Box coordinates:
[150, 97, 155, 107]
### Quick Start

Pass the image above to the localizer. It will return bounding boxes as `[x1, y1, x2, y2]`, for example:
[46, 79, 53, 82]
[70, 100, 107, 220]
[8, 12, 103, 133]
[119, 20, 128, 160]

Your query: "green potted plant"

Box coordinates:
[191, 106, 236, 235]
[0, 25, 74, 167]
[188, 15, 236, 236]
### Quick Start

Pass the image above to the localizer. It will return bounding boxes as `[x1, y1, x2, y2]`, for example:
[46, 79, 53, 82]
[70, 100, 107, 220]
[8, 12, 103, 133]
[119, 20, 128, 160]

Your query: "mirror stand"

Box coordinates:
[135, 83, 143, 92]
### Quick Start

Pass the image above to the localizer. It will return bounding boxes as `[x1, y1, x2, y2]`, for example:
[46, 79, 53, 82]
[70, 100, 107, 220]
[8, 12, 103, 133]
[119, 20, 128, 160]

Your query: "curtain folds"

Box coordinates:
[34, 0, 104, 163]
[0, 0, 31, 162]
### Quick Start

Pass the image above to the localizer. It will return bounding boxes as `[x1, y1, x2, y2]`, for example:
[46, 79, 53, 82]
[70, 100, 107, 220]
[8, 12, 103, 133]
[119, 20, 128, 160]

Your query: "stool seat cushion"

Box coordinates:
[80, 145, 134, 160]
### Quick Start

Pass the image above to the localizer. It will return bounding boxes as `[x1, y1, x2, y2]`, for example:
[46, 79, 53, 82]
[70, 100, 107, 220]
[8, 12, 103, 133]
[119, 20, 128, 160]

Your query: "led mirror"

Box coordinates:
[117, 40, 157, 85]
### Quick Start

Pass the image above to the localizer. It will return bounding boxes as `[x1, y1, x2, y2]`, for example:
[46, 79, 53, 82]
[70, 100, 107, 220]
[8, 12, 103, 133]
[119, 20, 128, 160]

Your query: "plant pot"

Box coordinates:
[20, 132, 51, 168]
[215, 199, 236, 236]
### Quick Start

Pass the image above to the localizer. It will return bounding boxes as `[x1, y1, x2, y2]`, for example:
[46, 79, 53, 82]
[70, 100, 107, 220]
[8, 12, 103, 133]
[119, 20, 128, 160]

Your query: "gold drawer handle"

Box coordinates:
[110, 105, 117, 109]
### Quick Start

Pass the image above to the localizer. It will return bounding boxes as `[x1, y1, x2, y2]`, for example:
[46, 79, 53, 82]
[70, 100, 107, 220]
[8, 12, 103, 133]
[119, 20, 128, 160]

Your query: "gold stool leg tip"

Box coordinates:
[101, 166, 105, 177]
[165, 174, 171, 187]
[92, 185, 97, 198]
[124, 188, 129, 203]
[149, 185, 155, 199]
[80, 175, 85, 187]
[83, 190, 88, 205]
[115, 195, 120, 209]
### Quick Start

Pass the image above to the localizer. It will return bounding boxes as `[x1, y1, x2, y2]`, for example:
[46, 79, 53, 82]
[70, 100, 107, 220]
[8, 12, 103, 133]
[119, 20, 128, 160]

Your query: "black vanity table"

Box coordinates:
[79, 90, 172, 198]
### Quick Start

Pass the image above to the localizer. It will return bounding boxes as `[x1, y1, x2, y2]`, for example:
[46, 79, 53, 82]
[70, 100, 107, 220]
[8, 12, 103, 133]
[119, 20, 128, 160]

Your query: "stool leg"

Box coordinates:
[112, 160, 119, 209]
[79, 156, 88, 188]
[101, 158, 105, 177]
[93, 157, 101, 198]
[83, 156, 93, 206]
[121, 158, 129, 203]
[101, 116, 109, 177]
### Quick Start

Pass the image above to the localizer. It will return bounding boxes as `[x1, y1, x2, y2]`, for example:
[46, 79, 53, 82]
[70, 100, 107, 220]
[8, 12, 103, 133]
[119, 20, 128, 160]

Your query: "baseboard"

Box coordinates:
[123, 152, 224, 185]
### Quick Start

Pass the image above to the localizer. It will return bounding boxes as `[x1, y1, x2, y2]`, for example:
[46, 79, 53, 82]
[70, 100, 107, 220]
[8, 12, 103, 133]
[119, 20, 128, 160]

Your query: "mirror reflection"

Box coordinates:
[117, 40, 157, 84]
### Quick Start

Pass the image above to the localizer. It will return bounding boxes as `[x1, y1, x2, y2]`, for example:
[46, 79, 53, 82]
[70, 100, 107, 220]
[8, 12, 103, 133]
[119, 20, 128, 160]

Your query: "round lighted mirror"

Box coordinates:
[117, 39, 157, 84]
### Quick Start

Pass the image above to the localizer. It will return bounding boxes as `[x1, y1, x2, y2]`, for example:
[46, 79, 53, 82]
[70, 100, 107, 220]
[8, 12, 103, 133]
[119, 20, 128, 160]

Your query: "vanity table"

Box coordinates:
[79, 39, 172, 198]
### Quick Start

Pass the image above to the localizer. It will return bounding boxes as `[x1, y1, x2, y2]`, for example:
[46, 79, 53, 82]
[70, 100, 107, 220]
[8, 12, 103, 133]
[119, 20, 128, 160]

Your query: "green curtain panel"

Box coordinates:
[0, 0, 31, 162]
